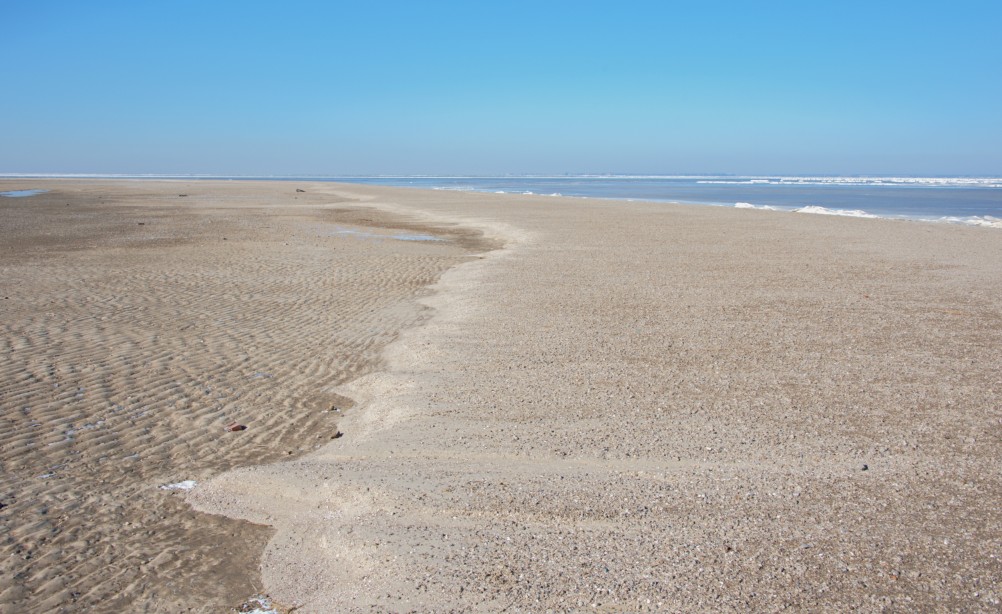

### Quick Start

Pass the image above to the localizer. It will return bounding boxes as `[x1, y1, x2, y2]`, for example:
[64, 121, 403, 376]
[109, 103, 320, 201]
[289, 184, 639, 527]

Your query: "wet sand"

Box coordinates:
[3, 179, 1001, 611]
[0, 179, 492, 612]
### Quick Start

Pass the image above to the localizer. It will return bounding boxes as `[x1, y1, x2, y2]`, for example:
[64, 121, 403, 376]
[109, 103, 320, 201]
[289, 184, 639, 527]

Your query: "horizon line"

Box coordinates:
[3, 172, 1002, 181]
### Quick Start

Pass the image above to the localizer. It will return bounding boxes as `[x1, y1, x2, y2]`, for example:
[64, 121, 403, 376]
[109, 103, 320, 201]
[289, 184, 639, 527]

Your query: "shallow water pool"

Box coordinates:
[0, 189, 48, 197]
[331, 228, 443, 242]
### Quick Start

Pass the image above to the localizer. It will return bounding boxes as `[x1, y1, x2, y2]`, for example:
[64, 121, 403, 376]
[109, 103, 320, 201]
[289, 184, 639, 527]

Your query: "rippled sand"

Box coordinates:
[0, 180, 491, 612]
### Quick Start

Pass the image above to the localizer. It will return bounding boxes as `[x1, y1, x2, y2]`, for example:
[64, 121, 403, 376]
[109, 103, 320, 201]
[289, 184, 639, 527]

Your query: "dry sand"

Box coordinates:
[3, 180, 1001, 612]
[0, 180, 491, 612]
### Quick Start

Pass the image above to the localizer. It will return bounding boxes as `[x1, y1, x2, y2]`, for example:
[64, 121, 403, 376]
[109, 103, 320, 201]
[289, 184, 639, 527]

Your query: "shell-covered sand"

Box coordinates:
[3, 180, 1001, 611]
[192, 183, 1002, 612]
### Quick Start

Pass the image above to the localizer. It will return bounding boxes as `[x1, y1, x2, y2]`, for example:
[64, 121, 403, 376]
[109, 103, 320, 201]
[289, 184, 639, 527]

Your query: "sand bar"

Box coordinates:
[188, 182, 1001, 611]
[3, 179, 1001, 611]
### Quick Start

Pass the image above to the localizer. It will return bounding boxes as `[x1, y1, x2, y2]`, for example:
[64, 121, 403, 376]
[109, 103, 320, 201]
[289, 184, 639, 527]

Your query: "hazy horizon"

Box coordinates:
[4, 172, 1002, 179]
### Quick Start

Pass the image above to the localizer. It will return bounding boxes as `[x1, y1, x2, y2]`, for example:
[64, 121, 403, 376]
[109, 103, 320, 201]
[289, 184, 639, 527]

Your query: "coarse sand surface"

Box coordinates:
[2, 179, 1000, 611]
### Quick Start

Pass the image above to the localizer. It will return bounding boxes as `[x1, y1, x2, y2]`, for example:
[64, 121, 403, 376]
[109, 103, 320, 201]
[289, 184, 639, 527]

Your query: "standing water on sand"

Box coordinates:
[0, 189, 48, 197]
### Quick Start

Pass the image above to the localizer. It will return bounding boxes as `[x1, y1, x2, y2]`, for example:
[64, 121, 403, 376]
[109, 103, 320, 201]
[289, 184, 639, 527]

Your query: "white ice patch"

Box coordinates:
[160, 480, 197, 491]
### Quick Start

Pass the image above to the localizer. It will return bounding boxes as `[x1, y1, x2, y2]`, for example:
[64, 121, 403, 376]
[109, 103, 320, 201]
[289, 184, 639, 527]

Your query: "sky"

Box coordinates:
[2, 1, 1001, 176]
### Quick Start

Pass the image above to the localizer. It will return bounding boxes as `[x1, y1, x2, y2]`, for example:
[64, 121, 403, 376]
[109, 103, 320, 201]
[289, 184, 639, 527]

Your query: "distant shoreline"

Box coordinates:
[6, 173, 999, 228]
[3, 172, 1002, 180]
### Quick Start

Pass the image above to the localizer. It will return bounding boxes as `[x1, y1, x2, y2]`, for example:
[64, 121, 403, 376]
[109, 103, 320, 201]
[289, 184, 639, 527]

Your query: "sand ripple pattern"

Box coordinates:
[0, 181, 485, 612]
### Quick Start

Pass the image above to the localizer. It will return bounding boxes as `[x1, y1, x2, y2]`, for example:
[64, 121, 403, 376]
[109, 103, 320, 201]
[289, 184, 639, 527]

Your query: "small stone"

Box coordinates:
[225, 422, 247, 432]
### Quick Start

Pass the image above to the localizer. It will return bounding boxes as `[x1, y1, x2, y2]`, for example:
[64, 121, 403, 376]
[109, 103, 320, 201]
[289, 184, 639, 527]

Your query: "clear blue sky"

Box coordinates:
[2, 1, 1000, 176]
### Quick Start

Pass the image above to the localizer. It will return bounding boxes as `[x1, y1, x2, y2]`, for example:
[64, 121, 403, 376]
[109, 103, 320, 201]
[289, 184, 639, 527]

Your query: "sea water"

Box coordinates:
[334, 176, 1002, 228]
[3, 175, 1000, 227]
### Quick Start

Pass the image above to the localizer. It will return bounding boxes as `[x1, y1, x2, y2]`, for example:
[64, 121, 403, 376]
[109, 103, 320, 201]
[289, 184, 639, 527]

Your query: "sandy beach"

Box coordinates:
[3, 180, 1001, 611]
[0, 180, 491, 612]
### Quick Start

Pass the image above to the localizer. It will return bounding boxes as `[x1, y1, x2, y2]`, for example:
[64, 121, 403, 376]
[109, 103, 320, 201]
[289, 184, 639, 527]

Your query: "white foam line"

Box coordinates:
[734, 202, 780, 211]
[796, 205, 879, 218]
[731, 202, 1002, 229]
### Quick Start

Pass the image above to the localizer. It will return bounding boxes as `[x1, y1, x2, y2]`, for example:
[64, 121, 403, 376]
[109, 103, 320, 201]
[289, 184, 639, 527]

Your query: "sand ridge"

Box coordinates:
[189, 183, 1002, 611]
[0, 180, 493, 612]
